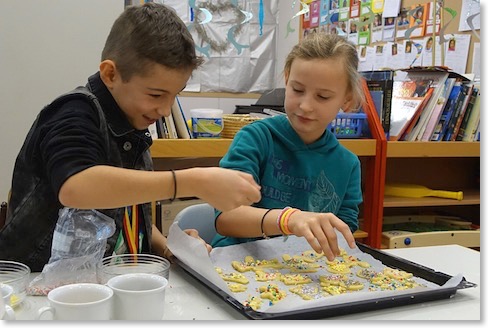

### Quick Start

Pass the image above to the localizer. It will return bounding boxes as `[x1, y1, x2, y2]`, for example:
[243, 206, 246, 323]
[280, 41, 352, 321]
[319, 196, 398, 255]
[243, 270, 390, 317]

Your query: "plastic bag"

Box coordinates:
[27, 207, 116, 295]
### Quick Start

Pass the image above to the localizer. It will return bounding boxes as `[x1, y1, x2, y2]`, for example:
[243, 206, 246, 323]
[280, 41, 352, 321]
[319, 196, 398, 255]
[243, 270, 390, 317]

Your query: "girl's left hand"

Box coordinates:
[183, 228, 213, 253]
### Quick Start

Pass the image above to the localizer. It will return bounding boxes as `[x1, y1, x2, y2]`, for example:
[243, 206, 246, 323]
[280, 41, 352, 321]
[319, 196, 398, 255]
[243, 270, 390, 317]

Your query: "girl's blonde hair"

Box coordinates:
[284, 33, 365, 109]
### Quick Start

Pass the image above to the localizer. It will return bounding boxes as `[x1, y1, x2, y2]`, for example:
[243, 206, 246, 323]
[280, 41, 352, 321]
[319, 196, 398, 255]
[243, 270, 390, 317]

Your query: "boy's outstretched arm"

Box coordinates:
[58, 165, 261, 211]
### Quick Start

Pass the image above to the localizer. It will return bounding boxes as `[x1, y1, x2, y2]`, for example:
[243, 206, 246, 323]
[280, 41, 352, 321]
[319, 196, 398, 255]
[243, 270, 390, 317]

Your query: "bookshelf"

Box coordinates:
[149, 138, 374, 241]
[149, 139, 377, 158]
[150, 95, 480, 250]
[149, 78, 387, 248]
[385, 141, 480, 157]
[382, 141, 480, 248]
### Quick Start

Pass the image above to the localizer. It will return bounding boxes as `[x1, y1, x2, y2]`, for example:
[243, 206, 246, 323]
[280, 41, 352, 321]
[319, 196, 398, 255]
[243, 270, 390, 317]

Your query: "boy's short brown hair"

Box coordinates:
[102, 2, 204, 81]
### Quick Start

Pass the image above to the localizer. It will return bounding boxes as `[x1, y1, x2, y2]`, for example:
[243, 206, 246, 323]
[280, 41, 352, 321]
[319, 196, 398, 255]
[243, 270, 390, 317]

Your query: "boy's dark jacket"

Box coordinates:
[0, 73, 154, 272]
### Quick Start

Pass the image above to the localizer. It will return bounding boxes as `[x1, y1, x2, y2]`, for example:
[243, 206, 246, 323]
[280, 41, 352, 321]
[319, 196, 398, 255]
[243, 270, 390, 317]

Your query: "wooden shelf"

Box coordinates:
[150, 138, 378, 158]
[383, 190, 480, 207]
[386, 141, 480, 158]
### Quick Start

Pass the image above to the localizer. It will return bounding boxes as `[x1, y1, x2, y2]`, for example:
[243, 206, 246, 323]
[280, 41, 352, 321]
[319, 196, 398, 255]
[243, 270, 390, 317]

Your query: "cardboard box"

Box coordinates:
[158, 198, 204, 236]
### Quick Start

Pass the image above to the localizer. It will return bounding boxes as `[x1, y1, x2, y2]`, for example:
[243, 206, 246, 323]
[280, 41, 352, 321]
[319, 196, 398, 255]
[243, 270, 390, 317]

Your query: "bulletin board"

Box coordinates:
[300, 0, 480, 76]
[401, 0, 480, 74]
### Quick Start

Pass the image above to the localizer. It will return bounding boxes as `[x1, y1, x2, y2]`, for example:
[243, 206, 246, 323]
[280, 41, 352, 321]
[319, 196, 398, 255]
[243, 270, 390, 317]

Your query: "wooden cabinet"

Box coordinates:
[150, 139, 480, 249]
[149, 139, 377, 158]
[381, 141, 480, 248]
[149, 138, 376, 241]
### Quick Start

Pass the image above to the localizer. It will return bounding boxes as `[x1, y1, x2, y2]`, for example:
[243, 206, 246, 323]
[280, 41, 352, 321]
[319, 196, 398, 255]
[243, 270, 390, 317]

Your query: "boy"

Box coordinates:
[0, 2, 261, 272]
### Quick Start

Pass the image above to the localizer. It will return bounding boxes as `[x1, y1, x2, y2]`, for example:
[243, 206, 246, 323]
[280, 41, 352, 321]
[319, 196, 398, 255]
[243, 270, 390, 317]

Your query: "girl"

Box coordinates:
[211, 33, 364, 261]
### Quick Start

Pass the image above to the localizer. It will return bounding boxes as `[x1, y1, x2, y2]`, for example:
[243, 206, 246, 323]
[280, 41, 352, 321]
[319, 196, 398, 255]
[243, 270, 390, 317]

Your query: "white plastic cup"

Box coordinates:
[97, 253, 170, 285]
[190, 108, 224, 138]
[37, 283, 113, 320]
[107, 273, 168, 320]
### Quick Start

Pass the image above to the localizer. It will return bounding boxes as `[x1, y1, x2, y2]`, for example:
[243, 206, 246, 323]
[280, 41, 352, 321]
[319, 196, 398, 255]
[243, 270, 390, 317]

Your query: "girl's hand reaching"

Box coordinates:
[162, 228, 212, 262]
[286, 210, 356, 261]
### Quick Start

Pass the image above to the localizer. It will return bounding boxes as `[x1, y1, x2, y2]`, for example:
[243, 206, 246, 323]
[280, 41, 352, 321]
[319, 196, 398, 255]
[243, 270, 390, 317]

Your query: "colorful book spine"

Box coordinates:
[442, 83, 471, 141]
[450, 84, 474, 141]
[430, 82, 462, 141]
[171, 97, 192, 139]
[455, 88, 479, 141]
[420, 78, 456, 141]
[462, 89, 481, 141]
[362, 70, 394, 139]
[401, 88, 434, 141]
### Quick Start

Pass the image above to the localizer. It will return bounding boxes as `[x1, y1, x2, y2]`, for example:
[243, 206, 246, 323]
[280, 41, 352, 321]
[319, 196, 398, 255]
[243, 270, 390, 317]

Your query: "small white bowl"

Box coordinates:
[0, 260, 31, 307]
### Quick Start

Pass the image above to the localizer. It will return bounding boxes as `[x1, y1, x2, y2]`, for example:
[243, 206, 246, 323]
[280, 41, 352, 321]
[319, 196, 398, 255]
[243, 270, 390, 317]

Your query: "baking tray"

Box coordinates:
[175, 242, 476, 320]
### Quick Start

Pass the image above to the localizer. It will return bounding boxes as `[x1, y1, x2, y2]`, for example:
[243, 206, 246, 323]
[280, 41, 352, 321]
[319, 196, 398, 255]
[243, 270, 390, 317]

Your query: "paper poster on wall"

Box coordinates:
[382, 0, 400, 18]
[382, 16, 396, 41]
[444, 34, 471, 74]
[471, 42, 480, 82]
[161, 0, 279, 93]
[458, 0, 480, 32]
[420, 37, 442, 67]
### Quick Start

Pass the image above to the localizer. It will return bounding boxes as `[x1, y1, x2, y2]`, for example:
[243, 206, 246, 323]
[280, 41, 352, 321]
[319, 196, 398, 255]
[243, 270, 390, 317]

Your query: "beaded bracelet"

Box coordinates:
[260, 209, 273, 239]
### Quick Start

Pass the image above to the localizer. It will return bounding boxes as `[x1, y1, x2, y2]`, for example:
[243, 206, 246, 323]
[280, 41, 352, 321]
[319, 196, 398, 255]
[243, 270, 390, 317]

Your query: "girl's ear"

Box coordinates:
[99, 60, 118, 89]
[342, 92, 355, 113]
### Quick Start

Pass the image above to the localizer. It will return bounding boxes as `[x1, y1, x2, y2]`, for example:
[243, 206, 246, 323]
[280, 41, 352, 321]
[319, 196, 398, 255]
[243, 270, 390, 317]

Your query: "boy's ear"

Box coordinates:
[99, 60, 117, 88]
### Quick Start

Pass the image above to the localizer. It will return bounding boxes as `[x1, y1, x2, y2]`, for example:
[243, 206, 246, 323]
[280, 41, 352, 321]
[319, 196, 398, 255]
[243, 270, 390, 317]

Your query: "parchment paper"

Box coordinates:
[167, 223, 463, 314]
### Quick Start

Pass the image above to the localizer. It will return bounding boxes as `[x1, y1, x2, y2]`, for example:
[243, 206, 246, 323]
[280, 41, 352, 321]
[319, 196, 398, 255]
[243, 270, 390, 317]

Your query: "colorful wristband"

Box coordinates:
[277, 207, 291, 235]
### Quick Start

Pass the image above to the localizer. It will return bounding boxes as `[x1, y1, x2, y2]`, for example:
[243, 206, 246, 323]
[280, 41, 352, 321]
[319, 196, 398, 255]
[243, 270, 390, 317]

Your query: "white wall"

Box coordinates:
[0, 0, 298, 202]
[0, 0, 124, 202]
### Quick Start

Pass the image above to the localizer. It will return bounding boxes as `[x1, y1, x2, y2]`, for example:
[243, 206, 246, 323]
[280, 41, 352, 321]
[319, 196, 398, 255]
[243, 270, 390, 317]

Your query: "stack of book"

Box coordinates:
[363, 67, 480, 142]
[148, 97, 192, 140]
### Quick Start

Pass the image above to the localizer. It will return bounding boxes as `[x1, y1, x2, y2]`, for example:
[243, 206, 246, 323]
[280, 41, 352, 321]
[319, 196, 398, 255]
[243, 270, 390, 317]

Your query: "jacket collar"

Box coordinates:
[87, 72, 135, 137]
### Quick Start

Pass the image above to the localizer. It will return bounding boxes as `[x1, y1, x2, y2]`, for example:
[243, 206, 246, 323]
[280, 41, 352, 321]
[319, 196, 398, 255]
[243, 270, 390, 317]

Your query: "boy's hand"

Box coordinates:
[196, 168, 261, 212]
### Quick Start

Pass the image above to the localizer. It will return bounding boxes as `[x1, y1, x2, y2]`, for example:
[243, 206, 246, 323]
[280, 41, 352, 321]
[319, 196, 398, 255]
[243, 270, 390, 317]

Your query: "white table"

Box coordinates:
[13, 244, 480, 320]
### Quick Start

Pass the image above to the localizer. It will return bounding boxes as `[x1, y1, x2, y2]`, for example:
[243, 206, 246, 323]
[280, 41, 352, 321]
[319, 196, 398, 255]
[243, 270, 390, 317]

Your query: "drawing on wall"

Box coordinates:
[130, 0, 279, 93]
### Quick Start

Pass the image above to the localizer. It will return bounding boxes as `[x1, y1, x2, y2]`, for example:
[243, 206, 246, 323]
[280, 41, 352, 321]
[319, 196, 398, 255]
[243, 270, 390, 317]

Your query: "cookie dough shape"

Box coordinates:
[280, 273, 312, 285]
[340, 279, 365, 291]
[342, 254, 371, 268]
[243, 296, 263, 311]
[219, 272, 249, 284]
[319, 274, 347, 286]
[289, 284, 321, 300]
[254, 270, 281, 282]
[297, 250, 324, 263]
[326, 259, 351, 274]
[227, 283, 248, 293]
[282, 254, 320, 273]
[322, 284, 347, 295]
[259, 284, 287, 304]
[356, 268, 380, 280]
[232, 256, 283, 272]
[383, 267, 413, 280]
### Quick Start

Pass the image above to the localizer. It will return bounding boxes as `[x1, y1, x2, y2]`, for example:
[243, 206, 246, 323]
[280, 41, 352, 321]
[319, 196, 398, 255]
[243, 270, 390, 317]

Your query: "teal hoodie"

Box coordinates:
[212, 115, 362, 247]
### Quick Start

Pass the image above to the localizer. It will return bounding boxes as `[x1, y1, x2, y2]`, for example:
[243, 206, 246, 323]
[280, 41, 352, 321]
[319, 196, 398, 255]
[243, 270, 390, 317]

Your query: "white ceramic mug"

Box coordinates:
[37, 283, 113, 320]
[107, 273, 167, 320]
[0, 283, 15, 320]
